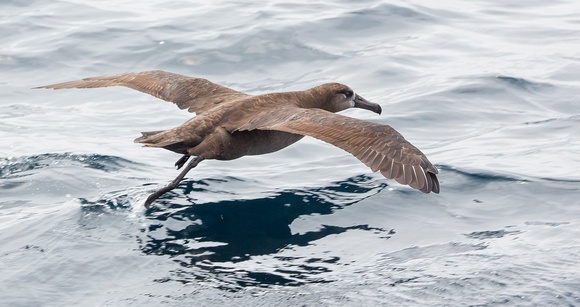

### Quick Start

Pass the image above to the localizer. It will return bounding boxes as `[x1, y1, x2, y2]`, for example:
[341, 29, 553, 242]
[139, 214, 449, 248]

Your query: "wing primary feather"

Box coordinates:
[37, 70, 249, 114]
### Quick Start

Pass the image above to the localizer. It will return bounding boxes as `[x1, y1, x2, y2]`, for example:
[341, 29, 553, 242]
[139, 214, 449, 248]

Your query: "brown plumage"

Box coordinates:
[36, 70, 439, 208]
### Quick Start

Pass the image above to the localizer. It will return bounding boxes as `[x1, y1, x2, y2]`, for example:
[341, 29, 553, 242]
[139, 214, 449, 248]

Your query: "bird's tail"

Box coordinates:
[134, 130, 188, 154]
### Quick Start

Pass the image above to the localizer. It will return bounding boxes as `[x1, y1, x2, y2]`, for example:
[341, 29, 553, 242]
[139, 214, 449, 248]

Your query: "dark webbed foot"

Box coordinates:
[175, 154, 190, 169]
[144, 156, 204, 209]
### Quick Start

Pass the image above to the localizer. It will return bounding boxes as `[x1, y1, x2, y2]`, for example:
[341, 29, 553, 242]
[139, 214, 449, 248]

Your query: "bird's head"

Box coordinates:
[305, 83, 382, 114]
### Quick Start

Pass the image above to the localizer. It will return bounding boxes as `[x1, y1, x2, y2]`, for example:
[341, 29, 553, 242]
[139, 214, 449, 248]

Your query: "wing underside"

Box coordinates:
[241, 107, 440, 193]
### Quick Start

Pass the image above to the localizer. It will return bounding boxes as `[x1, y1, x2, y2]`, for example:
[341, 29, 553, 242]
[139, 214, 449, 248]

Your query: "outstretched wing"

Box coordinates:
[36, 70, 249, 114]
[237, 107, 439, 193]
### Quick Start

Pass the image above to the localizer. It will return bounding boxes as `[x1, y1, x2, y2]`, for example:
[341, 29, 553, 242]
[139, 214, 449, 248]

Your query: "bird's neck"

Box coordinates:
[293, 88, 330, 111]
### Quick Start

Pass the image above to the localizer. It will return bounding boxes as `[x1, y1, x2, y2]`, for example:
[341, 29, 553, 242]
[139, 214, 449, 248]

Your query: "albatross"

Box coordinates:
[37, 70, 439, 208]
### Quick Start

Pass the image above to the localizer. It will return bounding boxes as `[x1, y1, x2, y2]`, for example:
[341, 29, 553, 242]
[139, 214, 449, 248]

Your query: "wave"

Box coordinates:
[494, 75, 554, 92]
[0, 153, 146, 204]
[0, 152, 140, 179]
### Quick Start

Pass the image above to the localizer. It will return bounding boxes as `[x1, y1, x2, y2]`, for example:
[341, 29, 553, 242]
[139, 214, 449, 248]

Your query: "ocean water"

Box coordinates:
[2, 0, 580, 305]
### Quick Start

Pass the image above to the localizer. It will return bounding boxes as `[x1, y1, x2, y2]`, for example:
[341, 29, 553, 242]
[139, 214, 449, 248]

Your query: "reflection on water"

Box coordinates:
[100, 175, 389, 288]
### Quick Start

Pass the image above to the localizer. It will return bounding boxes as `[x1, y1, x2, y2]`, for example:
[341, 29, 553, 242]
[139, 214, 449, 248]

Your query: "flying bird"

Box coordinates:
[37, 70, 439, 208]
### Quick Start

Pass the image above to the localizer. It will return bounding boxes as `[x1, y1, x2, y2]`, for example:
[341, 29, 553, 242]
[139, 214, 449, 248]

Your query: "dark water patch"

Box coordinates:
[523, 114, 580, 126]
[180, 177, 241, 196]
[435, 165, 576, 198]
[79, 190, 137, 213]
[539, 176, 580, 183]
[450, 83, 504, 96]
[524, 221, 569, 227]
[494, 75, 554, 92]
[0, 180, 27, 190]
[138, 175, 390, 288]
[438, 165, 526, 184]
[465, 229, 521, 240]
[142, 175, 387, 261]
[23, 244, 46, 253]
[448, 75, 553, 100]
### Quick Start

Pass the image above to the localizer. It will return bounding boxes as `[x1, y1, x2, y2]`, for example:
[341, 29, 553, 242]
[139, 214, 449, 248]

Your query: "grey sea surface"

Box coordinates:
[1, 0, 580, 305]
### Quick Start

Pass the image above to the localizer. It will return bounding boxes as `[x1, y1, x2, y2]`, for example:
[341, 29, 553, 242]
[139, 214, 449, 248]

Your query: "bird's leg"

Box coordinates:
[144, 156, 205, 209]
[175, 154, 190, 169]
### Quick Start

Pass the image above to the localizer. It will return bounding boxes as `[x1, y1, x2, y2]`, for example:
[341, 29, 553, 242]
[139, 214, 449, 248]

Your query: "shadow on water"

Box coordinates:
[129, 175, 390, 288]
[143, 179, 386, 261]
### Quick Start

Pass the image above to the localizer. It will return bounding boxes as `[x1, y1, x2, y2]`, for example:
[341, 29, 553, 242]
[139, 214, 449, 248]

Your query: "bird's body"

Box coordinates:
[134, 91, 309, 160]
[37, 70, 439, 207]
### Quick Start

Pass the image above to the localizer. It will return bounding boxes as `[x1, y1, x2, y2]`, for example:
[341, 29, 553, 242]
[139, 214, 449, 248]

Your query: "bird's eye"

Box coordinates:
[341, 90, 353, 98]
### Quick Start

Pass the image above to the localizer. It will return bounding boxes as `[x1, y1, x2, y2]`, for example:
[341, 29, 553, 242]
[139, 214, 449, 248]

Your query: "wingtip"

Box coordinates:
[33, 84, 61, 90]
[429, 172, 440, 194]
[415, 170, 439, 194]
